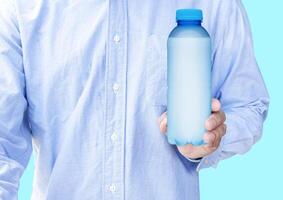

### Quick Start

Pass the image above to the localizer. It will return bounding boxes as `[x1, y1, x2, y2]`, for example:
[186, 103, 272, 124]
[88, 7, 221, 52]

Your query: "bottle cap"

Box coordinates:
[176, 9, 203, 22]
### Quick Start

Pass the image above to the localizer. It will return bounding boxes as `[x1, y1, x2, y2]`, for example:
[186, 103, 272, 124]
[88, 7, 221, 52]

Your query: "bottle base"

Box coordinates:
[168, 137, 205, 146]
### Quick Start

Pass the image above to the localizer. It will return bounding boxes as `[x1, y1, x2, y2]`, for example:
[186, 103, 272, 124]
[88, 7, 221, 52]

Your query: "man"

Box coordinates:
[0, 0, 269, 199]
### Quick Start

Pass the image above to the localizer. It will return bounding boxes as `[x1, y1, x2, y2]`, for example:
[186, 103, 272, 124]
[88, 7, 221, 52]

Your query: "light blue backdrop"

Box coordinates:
[19, 0, 283, 199]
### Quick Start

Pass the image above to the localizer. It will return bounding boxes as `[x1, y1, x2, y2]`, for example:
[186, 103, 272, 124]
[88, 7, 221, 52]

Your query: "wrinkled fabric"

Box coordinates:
[0, 0, 269, 199]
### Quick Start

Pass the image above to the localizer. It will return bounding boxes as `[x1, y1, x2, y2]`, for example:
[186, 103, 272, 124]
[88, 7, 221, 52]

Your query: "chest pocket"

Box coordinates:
[145, 34, 168, 110]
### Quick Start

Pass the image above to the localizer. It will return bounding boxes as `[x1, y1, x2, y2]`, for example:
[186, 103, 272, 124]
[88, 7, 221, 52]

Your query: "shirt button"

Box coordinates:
[113, 34, 120, 43]
[113, 83, 120, 93]
[204, 159, 209, 164]
[111, 131, 118, 141]
[109, 184, 116, 193]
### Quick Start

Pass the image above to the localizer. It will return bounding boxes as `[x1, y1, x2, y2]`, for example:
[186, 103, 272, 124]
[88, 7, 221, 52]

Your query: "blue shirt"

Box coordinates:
[0, 0, 269, 199]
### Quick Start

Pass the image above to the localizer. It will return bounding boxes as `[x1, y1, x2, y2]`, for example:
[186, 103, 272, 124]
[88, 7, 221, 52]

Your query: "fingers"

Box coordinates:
[212, 98, 221, 112]
[159, 99, 222, 134]
[203, 131, 216, 146]
[205, 110, 226, 131]
[177, 143, 215, 159]
[158, 111, 167, 134]
[178, 124, 226, 159]
[203, 123, 227, 147]
[159, 99, 226, 160]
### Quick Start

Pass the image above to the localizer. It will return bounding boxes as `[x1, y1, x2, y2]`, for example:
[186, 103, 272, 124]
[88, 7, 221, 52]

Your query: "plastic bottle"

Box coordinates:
[167, 9, 211, 146]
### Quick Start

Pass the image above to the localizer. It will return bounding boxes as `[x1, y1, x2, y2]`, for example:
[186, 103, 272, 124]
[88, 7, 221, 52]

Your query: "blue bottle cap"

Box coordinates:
[176, 9, 203, 22]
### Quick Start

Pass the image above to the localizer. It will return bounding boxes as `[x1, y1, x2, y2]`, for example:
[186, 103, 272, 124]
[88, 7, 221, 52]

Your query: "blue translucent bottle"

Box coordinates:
[167, 9, 211, 146]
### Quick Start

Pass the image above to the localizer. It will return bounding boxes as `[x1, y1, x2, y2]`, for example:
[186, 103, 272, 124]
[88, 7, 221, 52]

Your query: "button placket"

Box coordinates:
[103, 0, 127, 199]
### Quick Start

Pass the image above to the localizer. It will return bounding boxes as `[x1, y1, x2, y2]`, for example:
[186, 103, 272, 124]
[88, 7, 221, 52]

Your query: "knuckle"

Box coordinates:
[211, 129, 218, 137]
[211, 116, 218, 126]
[212, 130, 221, 143]
[215, 113, 224, 125]
[219, 111, 225, 122]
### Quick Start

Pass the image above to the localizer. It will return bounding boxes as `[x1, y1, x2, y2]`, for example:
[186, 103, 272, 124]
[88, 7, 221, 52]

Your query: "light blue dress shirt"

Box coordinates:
[0, 0, 269, 199]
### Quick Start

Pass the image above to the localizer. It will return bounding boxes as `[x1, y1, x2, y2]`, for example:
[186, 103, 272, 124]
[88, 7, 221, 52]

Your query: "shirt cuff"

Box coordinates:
[195, 140, 224, 172]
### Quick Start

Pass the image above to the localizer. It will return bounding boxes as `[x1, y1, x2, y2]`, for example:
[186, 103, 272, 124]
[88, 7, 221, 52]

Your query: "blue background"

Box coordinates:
[19, 0, 283, 199]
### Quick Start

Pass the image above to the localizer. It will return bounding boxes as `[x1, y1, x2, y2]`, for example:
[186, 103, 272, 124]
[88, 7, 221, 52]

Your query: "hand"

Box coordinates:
[158, 99, 227, 160]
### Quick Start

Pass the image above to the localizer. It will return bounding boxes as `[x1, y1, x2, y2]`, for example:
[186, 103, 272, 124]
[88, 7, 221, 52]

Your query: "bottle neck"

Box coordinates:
[177, 20, 202, 26]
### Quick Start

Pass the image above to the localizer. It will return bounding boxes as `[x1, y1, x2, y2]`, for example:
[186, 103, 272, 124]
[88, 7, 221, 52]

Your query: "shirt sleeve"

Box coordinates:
[196, 0, 270, 171]
[0, 0, 32, 198]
